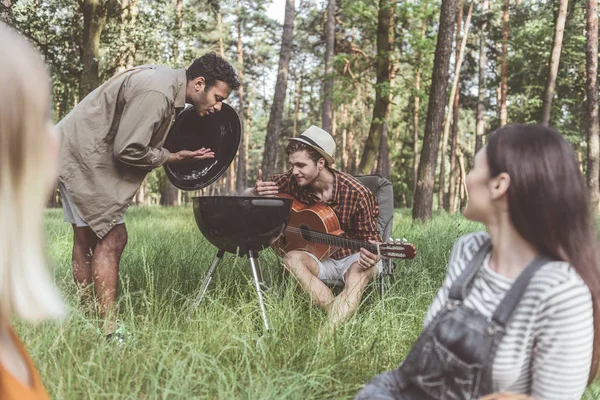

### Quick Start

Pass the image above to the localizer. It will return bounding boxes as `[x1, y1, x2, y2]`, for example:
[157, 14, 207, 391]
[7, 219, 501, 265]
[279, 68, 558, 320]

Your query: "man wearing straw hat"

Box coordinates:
[250, 125, 382, 331]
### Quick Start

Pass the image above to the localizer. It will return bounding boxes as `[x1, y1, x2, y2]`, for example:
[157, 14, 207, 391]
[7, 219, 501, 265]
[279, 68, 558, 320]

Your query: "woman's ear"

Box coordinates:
[490, 172, 510, 200]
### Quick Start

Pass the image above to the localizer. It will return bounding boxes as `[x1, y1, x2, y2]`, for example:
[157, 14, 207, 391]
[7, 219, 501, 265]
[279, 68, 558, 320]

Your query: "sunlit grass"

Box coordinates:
[13, 207, 598, 398]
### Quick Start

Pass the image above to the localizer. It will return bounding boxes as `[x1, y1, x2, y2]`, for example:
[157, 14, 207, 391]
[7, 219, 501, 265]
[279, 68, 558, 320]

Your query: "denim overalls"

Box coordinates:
[355, 240, 548, 400]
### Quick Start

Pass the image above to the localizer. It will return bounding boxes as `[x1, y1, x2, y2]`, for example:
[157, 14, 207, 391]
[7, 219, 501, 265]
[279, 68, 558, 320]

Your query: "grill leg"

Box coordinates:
[187, 249, 225, 319]
[248, 250, 270, 331]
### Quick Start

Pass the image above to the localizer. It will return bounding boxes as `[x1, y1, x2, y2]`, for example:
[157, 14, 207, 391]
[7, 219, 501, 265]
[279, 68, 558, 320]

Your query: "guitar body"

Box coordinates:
[276, 193, 344, 260]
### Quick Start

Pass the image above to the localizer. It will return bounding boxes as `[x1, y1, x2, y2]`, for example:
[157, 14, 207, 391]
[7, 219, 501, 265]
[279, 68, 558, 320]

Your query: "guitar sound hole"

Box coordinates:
[299, 225, 312, 241]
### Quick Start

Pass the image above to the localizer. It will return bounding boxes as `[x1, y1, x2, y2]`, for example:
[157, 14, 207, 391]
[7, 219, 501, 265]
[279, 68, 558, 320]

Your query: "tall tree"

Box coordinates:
[261, 0, 295, 179]
[499, 0, 509, 127]
[413, 0, 429, 192]
[79, 0, 111, 99]
[217, 11, 236, 195]
[321, 0, 335, 133]
[357, 0, 394, 174]
[412, 0, 459, 221]
[438, 0, 473, 210]
[235, 0, 247, 193]
[586, 0, 599, 211]
[541, 0, 569, 125]
[475, 0, 489, 154]
[171, 0, 183, 63]
[117, 0, 138, 73]
[161, 0, 183, 206]
[448, 93, 460, 213]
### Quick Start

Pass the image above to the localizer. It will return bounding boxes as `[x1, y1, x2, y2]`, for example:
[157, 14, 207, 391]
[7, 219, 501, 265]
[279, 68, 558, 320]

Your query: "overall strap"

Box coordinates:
[449, 239, 492, 301]
[492, 256, 550, 327]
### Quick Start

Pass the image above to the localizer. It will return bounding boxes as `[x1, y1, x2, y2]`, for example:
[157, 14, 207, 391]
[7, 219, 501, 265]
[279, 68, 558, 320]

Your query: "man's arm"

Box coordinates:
[113, 91, 173, 169]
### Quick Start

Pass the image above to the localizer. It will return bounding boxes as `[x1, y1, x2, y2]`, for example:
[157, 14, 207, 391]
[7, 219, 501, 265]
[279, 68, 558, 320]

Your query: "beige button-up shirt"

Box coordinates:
[58, 65, 186, 238]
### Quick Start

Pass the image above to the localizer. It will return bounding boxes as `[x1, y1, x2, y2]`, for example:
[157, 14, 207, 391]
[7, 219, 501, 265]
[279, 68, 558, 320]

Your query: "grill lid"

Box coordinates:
[163, 103, 241, 191]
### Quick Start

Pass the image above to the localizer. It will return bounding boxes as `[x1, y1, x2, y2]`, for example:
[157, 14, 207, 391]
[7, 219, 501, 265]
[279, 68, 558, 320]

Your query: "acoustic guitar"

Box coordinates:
[274, 193, 416, 260]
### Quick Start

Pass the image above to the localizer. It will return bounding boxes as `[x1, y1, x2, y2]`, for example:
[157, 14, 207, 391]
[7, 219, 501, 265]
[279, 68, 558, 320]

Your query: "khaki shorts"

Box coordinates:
[305, 252, 382, 285]
[58, 181, 124, 227]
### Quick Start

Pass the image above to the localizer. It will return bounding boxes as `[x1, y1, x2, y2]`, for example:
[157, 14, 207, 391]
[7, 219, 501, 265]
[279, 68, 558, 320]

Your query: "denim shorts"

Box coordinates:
[305, 252, 382, 285]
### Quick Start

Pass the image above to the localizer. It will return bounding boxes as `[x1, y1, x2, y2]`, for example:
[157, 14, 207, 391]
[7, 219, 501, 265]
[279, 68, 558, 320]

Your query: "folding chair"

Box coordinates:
[353, 174, 396, 296]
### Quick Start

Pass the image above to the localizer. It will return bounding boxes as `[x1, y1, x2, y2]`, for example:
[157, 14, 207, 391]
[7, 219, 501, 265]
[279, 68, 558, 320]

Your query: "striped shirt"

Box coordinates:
[424, 231, 594, 399]
[271, 169, 381, 259]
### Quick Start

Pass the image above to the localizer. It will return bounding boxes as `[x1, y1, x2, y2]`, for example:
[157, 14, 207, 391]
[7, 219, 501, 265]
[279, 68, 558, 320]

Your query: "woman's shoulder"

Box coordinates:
[444, 231, 490, 278]
[451, 231, 490, 260]
[531, 261, 592, 304]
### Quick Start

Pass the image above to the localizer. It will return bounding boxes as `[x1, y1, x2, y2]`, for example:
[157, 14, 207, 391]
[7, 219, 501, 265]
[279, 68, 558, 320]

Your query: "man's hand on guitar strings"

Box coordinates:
[254, 169, 279, 197]
[358, 240, 382, 270]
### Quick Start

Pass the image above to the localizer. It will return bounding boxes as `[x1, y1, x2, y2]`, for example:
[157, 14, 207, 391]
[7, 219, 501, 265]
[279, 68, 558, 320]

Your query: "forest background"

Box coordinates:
[1, 0, 599, 220]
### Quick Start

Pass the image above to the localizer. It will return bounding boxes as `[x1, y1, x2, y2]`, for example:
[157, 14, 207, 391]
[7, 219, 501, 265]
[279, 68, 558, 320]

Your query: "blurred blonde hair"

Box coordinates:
[0, 23, 65, 322]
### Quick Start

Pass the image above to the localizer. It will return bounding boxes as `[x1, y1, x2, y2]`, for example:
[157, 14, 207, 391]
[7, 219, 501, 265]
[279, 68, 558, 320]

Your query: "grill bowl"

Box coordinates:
[192, 196, 293, 254]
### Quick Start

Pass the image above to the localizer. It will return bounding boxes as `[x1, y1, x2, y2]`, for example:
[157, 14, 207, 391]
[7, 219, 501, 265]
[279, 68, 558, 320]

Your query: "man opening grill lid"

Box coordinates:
[56, 52, 241, 342]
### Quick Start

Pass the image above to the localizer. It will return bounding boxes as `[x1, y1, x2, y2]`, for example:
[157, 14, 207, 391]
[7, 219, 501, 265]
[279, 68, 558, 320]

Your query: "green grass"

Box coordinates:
[13, 207, 600, 399]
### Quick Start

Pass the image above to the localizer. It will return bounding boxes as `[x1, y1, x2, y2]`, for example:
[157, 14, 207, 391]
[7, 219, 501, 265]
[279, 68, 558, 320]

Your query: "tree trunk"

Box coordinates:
[358, 0, 394, 174]
[244, 87, 253, 180]
[261, 0, 295, 179]
[438, 0, 472, 210]
[346, 99, 356, 172]
[412, 0, 459, 221]
[235, 0, 247, 193]
[475, 0, 489, 155]
[457, 146, 468, 209]
[340, 104, 348, 169]
[217, 12, 225, 57]
[499, 0, 509, 127]
[439, 0, 463, 211]
[375, 123, 391, 181]
[293, 73, 303, 138]
[321, 0, 335, 133]
[172, 0, 183, 63]
[160, 0, 183, 206]
[117, 0, 138, 73]
[541, 0, 569, 126]
[586, 0, 600, 211]
[413, 0, 429, 193]
[217, 13, 234, 194]
[80, 0, 109, 99]
[135, 177, 148, 204]
[448, 98, 460, 213]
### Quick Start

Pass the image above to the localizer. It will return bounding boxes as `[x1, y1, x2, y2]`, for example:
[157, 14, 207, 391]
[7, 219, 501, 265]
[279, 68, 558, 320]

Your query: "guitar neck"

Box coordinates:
[285, 226, 378, 254]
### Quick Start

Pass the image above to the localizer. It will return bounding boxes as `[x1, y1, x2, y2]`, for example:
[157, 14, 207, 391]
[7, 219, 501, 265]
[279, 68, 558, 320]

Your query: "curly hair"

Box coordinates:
[186, 52, 241, 90]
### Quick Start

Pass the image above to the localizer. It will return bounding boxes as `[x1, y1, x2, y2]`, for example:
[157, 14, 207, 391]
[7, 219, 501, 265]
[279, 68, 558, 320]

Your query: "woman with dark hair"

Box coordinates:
[356, 124, 600, 400]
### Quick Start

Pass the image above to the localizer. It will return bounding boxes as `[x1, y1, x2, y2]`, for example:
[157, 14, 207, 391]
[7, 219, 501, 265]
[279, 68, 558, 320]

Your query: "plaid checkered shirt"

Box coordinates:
[272, 169, 382, 260]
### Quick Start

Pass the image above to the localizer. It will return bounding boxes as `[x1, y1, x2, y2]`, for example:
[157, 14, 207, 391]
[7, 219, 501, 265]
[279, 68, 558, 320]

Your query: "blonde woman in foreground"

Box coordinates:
[0, 23, 66, 398]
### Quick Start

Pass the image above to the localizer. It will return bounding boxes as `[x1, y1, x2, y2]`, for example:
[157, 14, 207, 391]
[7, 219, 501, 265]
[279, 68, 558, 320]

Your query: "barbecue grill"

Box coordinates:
[163, 104, 288, 331]
[189, 196, 293, 330]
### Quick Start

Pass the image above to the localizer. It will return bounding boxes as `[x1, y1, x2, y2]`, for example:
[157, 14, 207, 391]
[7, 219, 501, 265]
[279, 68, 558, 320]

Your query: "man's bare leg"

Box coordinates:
[282, 251, 335, 310]
[325, 262, 378, 330]
[72, 225, 97, 307]
[91, 224, 128, 335]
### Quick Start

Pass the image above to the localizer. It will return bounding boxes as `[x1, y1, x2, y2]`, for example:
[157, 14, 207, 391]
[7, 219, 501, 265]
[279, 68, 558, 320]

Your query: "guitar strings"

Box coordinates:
[284, 226, 378, 251]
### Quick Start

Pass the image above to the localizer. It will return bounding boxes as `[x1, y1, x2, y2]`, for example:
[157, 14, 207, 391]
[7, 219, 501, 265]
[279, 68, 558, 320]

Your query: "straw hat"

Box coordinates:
[288, 125, 336, 166]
